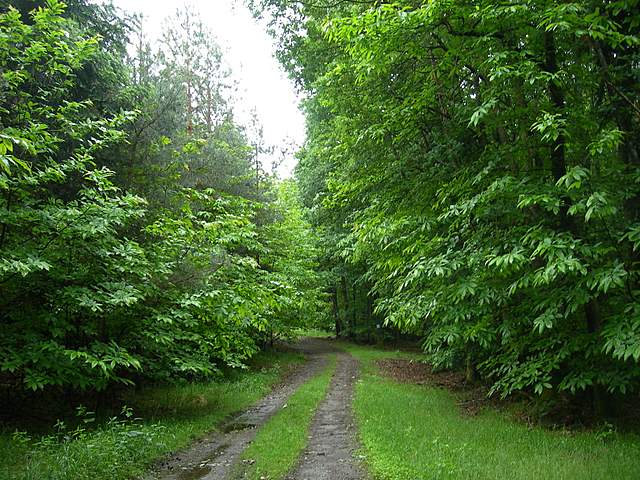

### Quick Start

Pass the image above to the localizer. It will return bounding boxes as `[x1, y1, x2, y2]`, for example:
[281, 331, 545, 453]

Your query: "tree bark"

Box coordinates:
[546, 32, 612, 415]
[340, 275, 349, 336]
[544, 31, 571, 231]
[331, 287, 341, 337]
[352, 281, 357, 337]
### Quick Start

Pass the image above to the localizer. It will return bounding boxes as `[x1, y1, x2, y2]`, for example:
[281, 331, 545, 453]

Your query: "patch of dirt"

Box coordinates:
[145, 338, 333, 480]
[375, 359, 491, 416]
[375, 359, 466, 388]
[285, 352, 365, 480]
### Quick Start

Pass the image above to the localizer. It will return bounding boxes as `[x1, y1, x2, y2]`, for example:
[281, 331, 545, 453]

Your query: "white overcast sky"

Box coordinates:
[98, 0, 305, 177]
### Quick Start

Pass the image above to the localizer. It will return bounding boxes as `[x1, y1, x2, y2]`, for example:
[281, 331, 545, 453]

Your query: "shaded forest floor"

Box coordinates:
[2, 336, 640, 480]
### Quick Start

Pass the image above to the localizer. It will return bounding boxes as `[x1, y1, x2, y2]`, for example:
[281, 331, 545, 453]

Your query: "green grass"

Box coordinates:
[294, 327, 334, 338]
[0, 350, 304, 480]
[346, 343, 640, 480]
[239, 354, 337, 480]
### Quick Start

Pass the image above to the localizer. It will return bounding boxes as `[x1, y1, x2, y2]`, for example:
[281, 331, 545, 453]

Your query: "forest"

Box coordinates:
[254, 0, 640, 409]
[1, 0, 640, 479]
[0, 0, 326, 395]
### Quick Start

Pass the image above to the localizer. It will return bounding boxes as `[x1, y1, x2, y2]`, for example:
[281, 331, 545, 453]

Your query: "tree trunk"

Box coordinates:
[186, 76, 193, 135]
[585, 299, 608, 416]
[465, 353, 477, 383]
[544, 31, 571, 231]
[340, 275, 349, 336]
[206, 82, 212, 133]
[545, 31, 608, 414]
[331, 288, 340, 337]
[366, 283, 375, 343]
[352, 281, 357, 337]
[255, 144, 260, 196]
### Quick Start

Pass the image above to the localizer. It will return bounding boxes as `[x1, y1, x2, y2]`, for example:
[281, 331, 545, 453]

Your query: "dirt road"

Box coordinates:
[144, 337, 364, 480]
[286, 351, 363, 480]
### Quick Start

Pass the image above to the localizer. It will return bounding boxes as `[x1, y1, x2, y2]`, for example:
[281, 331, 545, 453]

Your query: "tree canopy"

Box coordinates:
[2, 0, 640, 417]
[253, 0, 640, 409]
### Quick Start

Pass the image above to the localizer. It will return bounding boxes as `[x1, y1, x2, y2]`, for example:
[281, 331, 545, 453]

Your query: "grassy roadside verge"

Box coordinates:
[238, 353, 337, 480]
[0, 350, 304, 480]
[344, 343, 640, 480]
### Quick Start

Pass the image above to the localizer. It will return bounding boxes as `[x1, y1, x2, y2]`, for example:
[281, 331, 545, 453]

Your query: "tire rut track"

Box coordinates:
[285, 351, 364, 480]
[144, 338, 332, 480]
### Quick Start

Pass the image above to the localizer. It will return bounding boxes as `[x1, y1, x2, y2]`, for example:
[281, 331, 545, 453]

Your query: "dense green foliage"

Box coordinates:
[254, 0, 640, 407]
[3, 0, 640, 422]
[0, 1, 324, 394]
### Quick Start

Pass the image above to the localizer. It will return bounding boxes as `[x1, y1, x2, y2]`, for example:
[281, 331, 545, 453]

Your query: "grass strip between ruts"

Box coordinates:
[344, 343, 640, 480]
[238, 353, 337, 480]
